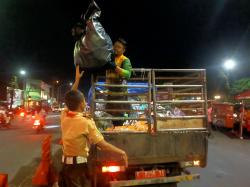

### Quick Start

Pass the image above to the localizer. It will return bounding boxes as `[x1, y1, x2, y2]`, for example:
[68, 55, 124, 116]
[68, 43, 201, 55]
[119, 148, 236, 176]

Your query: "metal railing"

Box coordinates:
[152, 69, 208, 132]
[91, 69, 152, 132]
[91, 69, 208, 132]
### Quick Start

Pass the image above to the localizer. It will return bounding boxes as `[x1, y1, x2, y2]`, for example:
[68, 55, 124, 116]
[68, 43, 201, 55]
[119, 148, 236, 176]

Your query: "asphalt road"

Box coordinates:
[179, 130, 250, 187]
[0, 113, 62, 187]
[1, 114, 250, 187]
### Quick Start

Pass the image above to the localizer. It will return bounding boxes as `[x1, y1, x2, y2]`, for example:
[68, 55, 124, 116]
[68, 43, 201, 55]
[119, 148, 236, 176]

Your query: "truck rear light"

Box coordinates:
[102, 166, 125, 173]
[180, 160, 201, 168]
[193, 160, 200, 166]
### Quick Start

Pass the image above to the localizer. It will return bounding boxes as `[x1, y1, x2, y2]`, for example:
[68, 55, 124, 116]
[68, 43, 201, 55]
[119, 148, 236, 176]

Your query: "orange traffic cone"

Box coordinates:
[32, 135, 58, 186]
[0, 173, 8, 187]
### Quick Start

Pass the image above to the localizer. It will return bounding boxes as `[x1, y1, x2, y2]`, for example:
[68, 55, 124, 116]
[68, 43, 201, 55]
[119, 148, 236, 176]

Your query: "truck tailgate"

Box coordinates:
[94, 130, 208, 167]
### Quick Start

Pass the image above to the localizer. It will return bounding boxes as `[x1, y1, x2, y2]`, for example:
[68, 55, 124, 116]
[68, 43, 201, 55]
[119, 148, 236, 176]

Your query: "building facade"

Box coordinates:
[24, 79, 52, 109]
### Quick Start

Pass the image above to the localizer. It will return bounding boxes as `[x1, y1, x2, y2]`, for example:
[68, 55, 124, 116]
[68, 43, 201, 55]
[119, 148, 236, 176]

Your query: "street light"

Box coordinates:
[222, 59, 243, 139]
[57, 82, 73, 105]
[20, 70, 26, 76]
[19, 69, 27, 108]
[223, 59, 236, 70]
[52, 80, 60, 101]
[221, 59, 237, 101]
[19, 69, 27, 90]
[214, 95, 221, 100]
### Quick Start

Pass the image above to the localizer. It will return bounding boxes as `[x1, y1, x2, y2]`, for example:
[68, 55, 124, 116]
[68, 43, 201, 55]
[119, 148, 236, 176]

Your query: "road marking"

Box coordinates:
[45, 125, 60, 129]
[47, 114, 60, 118]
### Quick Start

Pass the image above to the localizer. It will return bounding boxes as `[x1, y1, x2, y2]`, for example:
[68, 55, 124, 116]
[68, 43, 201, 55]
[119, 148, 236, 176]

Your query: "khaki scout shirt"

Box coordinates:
[60, 109, 104, 157]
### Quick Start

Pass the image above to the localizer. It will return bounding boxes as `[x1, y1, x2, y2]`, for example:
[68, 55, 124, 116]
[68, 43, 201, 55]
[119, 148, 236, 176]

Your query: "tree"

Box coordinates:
[230, 78, 250, 95]
[8, 76, 19, 109]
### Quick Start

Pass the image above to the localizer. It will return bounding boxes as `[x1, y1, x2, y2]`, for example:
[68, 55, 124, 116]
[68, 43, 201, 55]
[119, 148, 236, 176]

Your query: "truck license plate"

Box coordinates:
[135, 169, 166, 179]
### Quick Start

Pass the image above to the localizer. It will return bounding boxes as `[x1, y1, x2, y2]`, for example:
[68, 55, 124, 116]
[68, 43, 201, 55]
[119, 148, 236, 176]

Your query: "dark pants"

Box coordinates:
[58, 163, 91, 187]
[106, 94, 130, 126]
[106, 79, 130, 126]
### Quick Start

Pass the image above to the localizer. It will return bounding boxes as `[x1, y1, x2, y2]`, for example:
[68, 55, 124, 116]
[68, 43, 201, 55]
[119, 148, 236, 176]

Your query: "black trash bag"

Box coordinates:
[74, 1, 113, 70]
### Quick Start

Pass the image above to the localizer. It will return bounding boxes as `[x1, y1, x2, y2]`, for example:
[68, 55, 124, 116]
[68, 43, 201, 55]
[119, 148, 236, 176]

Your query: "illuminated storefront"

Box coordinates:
[6, 87, 23, 108]
[24, 79, 51, 109]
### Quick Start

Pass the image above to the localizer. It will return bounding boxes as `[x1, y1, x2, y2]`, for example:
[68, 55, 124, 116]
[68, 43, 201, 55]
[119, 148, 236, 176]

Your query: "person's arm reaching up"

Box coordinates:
[72, 65, 84, 91]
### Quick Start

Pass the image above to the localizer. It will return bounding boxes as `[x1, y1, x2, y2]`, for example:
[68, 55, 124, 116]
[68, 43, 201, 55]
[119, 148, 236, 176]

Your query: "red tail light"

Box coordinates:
[20, 112, 25, 117]
[34, 120, 40, 126]
[102, 166, 125, 173]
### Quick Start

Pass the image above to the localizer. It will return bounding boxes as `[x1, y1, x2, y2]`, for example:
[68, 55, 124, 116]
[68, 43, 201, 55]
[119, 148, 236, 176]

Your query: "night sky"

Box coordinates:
[1, 0, 250, 96]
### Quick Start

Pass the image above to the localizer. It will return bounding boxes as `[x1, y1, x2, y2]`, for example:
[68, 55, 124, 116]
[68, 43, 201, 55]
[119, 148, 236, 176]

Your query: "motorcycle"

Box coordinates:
[0, 113, 11, 128]
[18, 110, 27, 122]
[7, 110, 14, 120]
[32, 116, 46, 133]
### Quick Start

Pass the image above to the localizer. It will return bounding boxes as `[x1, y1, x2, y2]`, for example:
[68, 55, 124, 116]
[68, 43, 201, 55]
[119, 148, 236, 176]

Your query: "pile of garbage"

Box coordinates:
[94, 111, 113, 130]
[106, 120, 148, 132]
[94, 98, 186, 132]
[156, 105, 185, 117]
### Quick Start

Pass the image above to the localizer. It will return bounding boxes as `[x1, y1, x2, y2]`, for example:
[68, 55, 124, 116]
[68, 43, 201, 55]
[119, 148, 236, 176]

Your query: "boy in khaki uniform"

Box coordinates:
[59, 66, 127, 187]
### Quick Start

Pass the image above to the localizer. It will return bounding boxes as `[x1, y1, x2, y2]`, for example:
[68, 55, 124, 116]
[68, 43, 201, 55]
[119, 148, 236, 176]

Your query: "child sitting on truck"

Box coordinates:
[58, 66, 128, 187]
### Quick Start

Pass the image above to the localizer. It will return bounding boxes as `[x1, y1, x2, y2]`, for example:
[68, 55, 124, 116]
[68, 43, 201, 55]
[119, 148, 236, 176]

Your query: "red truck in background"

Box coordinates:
[212, 102, 234, 129]
[211, 102, 250, 133]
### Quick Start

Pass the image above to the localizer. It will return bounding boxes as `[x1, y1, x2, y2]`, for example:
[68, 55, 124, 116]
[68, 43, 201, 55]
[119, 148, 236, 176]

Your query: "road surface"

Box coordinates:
[179, 130, 250, 187]
[0, 113, 61, 187]
[1, 114, 250, 187]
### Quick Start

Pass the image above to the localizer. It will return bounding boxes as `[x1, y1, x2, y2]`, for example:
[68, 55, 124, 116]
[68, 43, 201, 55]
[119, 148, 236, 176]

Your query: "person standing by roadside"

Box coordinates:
[207, 102, 213, 136]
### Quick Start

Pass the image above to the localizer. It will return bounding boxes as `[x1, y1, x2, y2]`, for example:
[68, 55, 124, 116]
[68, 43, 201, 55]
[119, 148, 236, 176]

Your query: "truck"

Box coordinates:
[212, 102, 234, 129]
[89, 69, 208, 187]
